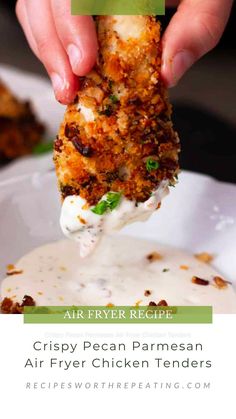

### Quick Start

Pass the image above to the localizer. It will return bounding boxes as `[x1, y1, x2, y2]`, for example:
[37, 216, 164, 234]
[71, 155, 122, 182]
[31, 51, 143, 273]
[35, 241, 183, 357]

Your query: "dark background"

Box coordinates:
[0, 1, 236, 183]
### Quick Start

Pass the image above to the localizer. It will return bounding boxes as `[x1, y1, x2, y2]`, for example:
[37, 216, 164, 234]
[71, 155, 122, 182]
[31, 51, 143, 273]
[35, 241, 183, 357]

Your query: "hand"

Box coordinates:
[162, 0, 234, 86]
[16, 0, 98, 104]
[16, 0, 233, 104]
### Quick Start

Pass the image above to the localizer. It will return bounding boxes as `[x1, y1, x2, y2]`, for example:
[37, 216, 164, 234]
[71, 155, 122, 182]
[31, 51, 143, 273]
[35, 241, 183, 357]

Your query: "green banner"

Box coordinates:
[71, 0, 165, 15]
[24, 306, 212, 324]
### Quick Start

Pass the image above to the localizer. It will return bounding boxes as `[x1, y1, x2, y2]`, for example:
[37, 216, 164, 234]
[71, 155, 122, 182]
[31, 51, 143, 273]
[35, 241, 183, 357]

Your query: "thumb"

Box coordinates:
[162, 0, 233, 86]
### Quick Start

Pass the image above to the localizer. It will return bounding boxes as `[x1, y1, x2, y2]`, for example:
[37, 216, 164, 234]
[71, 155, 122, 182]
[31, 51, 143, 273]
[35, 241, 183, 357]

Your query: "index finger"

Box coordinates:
[50, 0, 98, 76]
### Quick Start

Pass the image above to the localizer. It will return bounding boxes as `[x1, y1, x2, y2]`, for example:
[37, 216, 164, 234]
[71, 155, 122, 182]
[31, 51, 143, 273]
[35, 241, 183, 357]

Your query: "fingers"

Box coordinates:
[50, 0, 98, 76]
[162, 0, 234, 87]
[16, 0, 39, 58]
[17, 0, 78, 104]
[16, 0, 97, 105]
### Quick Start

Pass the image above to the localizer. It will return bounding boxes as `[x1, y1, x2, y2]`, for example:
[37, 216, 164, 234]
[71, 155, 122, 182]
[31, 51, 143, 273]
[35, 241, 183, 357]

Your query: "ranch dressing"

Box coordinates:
[60, 181, 169, 257]
[1, 235, 236, 313]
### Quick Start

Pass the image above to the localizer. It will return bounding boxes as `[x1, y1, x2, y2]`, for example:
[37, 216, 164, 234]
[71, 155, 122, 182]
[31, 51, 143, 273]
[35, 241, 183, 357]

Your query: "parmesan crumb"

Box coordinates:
[6, 264, 15, 271]
[213, 276, 228, 290]
[77, 215, 87, 225]
[146, 251, 162, 262]
[194, 252, 214, 263]
[180, 265, 189, 270]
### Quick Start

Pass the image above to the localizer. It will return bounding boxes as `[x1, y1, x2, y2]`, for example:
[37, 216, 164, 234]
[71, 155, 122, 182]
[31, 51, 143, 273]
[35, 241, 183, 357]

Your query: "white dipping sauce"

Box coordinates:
[1, 235, 236, 313]
[60, 182, 169, 257]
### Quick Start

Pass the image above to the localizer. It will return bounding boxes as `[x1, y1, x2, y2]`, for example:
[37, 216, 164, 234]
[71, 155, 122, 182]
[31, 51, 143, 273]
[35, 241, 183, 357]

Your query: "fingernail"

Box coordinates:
[170, 50, 195, 87]
[67, 43, 82, 71]
[51, 72, 64, 94]
[50, 72, 72, 104]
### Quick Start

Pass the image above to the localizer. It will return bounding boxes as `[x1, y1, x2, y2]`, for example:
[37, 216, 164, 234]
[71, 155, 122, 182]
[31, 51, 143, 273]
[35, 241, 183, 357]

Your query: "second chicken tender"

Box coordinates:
[0, 81, 44, 161]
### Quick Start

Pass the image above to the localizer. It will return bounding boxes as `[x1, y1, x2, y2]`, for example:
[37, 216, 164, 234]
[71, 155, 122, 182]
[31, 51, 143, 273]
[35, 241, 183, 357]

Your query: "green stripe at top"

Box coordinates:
[71, 0, 165, 15]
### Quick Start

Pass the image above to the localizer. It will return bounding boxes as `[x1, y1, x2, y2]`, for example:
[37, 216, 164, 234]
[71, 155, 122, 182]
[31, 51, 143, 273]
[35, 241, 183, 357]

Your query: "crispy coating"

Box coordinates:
[0, 295, 35, 314]
[0, 81, 44, 161]
[54, 16, 180, 205]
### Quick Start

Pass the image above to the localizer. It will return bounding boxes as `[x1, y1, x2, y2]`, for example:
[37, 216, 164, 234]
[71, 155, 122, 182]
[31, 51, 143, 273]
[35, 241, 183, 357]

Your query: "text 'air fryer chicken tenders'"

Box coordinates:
[54, 16, 180, 256]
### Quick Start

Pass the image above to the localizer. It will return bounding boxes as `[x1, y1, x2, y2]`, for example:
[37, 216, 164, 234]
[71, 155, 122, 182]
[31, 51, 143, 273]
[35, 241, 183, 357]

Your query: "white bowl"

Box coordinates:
[0, 66, 235, 289]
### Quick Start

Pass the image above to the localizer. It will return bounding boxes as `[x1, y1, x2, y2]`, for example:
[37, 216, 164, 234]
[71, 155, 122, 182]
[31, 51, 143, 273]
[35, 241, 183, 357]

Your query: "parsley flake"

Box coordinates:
[91, 192, 121, 215]
[33, 141, 53, 155]
[91, 201, 108, 215]
[106, 192, 121, 210]
[146, 158, 159, 172]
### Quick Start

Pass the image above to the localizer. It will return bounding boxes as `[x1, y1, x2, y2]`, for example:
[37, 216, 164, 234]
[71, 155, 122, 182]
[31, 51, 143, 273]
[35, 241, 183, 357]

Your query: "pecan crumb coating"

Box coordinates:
[0, 295, 35, 314]
[54, 16, 180, 205]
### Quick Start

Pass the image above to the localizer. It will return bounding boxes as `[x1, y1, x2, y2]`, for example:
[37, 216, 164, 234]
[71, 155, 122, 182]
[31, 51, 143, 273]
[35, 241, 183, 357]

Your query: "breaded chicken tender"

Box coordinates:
[0, 81, 44, 161]
[54, 16, 180, 257]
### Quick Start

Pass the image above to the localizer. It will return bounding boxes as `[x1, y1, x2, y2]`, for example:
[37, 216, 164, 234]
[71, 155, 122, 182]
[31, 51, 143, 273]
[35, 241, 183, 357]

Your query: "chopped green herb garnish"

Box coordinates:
[91, 200, 108, 215]
[106, 192, 121, 210]
[33, 141, 53, 155]
[146, 158, 159, 172]
[91, 192, 121, 215]
[162, 268, 170, 273]
[109, 94, 119, 104]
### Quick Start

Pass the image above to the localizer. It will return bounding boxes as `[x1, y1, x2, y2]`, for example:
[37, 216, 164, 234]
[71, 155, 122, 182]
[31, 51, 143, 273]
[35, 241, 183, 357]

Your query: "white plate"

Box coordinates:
[0, 64, 64, 137]
[0, 169, 235, 286]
